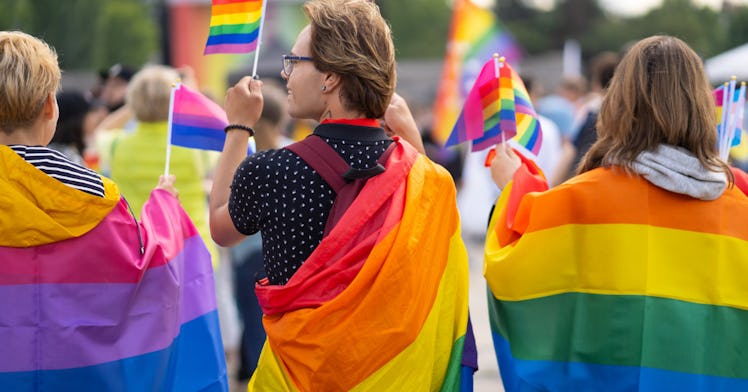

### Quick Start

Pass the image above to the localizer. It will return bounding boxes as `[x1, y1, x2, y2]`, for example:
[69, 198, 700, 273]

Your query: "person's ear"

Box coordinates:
[322, 73, 341, 93]
[42, 93, 57, 120]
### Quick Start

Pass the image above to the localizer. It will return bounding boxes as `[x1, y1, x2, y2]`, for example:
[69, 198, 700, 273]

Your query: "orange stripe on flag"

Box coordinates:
[511, 168, 748, 241]
[212, 1, 261, 15]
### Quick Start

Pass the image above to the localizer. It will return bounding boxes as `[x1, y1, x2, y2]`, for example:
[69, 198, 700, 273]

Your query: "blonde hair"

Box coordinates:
[578, 35, 732, 184]
[0, 31, 61, 133]
[304, 0, 396, 118]
[126, 65, 179, 122]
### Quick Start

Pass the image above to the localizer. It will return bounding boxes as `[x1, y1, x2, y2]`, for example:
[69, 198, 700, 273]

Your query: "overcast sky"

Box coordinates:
[518, 0, 745, 16]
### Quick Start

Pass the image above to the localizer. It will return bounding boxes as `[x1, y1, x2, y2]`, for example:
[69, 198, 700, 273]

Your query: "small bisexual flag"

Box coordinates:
[446, 55, 542, 154]
[169, 83, 229, 152]
[204, 0, 264, 55]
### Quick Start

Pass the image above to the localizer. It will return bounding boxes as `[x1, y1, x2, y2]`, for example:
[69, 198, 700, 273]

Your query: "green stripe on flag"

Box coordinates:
[489, 291, 748, 379]
[209, 21, 260, 36]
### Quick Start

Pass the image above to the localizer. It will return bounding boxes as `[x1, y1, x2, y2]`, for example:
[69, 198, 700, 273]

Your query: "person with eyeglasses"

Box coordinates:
[208, 0, 475, 390]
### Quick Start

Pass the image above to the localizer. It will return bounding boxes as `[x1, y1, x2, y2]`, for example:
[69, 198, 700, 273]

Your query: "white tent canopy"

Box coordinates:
[705, 43, 748, 83]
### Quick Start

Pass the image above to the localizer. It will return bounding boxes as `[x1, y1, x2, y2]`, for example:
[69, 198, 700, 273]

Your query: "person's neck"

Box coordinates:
[317, 100, 365, 123]
[0, 126, 47, 146]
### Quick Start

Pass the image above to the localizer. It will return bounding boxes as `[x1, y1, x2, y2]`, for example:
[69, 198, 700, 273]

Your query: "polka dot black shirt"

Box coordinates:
[229, 123, 392, 285]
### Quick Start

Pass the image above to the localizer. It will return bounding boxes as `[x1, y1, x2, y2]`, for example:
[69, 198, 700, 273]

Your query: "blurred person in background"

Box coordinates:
[49, 90, 107, 167]
[103, 65, 218, 265]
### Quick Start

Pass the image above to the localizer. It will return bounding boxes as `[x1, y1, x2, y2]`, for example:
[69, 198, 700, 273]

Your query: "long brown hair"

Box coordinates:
[578, 35, 732, 184]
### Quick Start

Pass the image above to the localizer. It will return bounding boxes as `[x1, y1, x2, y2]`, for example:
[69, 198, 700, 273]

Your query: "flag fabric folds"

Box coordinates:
[0, 145, 228, 391]
[247, 141, 474, 391]
[204, 0, 264, 55]
[484, 155, 748, 391]
[432, 0, 522, 144]
[170, 83, 232, 152]
[446, 57, 542, 153]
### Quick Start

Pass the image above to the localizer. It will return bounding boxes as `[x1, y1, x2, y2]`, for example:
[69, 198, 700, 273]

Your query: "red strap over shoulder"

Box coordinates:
[285, 135, 396, 236]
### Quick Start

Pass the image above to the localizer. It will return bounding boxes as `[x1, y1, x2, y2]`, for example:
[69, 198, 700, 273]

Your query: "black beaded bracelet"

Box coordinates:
[224, 124, 255, 136]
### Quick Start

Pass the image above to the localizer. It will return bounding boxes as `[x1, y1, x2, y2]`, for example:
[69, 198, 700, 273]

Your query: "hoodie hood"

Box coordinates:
[628, 144, 727, 201]
[0, 145, 120, 247]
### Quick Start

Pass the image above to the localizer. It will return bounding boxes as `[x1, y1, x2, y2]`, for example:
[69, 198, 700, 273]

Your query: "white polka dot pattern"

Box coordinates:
[229, 135, 391, 285]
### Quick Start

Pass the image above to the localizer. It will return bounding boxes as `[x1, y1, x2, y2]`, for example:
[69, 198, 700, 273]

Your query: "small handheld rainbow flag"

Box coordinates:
[204, 0, 265, 55]
[445, 55, 542, 154]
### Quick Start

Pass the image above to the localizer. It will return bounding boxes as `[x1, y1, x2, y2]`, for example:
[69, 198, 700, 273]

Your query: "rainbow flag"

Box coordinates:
[0, 145, 227, 391]
[247, 142, 474, 391]
[204, 0, 264, 55]
[432, 0, 522, 144]
[484, 158, 748, 390]
[446, 57, 542, 153]
[169, 83, 246, 153]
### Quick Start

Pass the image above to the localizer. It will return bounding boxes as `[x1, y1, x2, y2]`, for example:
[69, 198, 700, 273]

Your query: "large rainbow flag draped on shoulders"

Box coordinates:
[484, 155, 748, 391]
[247, 140, 474, 391]
[0, 145, 227, 391]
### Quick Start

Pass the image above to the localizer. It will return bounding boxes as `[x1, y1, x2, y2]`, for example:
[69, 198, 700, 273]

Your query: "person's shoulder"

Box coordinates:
[239, 148, 299, 172]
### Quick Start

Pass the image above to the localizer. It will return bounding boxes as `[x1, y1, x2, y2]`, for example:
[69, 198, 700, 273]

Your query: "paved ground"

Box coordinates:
[466, 237, 505, 392]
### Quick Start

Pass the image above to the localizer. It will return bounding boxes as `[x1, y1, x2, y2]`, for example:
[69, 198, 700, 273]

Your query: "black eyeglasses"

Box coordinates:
[282, 55, 313, 76]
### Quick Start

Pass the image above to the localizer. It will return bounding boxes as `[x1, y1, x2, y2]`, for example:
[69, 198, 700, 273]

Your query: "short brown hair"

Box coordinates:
[304, 0, 396, 118]
[126, 65, 179, 122]
[0, 31, 61, 133]
[578, 35, 732, 184]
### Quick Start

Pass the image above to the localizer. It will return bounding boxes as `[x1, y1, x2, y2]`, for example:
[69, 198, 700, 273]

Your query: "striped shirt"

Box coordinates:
[10, 145, 105, 197]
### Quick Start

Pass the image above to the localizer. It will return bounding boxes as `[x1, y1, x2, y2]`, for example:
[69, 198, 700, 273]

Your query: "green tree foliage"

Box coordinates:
[378, 0, 452, 58]
[92, 1, 157, 71]
[0, 0, 158, 71]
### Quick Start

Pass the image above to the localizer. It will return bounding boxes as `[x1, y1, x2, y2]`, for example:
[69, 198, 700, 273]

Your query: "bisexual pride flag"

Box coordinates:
[169, 83, 230, 152]
[446, 56, 542, 154]
[204, 0, 264, 55]
[0, 145, 227, 391]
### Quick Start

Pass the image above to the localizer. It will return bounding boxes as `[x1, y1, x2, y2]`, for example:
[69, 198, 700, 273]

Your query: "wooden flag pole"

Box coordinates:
[164, 81, 181, 177]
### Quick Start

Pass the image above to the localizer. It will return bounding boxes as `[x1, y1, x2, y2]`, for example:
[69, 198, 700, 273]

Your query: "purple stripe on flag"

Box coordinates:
[204, 41, 258, 55]
[173, 113, 227, 131]
[0, 235, 215, 372]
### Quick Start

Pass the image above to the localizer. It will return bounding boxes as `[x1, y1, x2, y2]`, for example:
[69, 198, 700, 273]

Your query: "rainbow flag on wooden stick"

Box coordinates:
[204, 0, 264, 55]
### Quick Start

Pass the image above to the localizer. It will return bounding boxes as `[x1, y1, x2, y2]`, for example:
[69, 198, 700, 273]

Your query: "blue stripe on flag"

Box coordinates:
[171, 124, 226, 152]
[0, 311, 228, 392]
[492, 333, 748, 392]
[206, 30, 259, 46]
